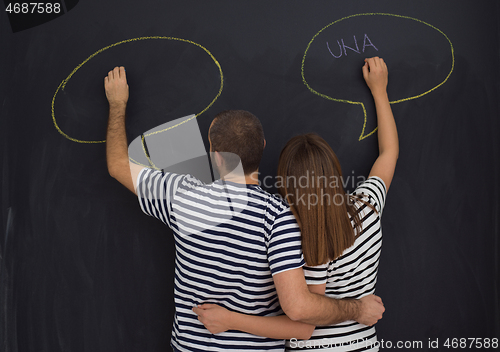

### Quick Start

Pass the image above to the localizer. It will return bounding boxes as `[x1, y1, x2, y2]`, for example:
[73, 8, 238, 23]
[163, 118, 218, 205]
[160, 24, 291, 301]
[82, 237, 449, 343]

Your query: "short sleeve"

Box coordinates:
[303, 264, 328, 285]
[267, 208, 305, 276]
[136, 168, 185, 227]
[353, 176, 387, 215]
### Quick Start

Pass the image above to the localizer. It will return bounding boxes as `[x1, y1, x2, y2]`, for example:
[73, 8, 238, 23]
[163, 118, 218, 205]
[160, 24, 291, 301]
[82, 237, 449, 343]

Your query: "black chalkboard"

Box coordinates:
[1, 1, 499, 351]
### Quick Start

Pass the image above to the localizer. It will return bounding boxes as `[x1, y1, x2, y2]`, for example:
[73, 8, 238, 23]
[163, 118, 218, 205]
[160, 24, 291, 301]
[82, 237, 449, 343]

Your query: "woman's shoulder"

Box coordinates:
[352, 176, 387, 215]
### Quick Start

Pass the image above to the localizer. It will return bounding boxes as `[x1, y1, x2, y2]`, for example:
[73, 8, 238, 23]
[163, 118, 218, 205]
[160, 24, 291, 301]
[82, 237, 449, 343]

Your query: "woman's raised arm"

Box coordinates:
[363, 57, 399, 191]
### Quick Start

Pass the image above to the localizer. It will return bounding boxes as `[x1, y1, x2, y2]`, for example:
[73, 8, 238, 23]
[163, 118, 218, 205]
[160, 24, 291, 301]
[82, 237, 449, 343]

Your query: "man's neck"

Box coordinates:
[222, 170, 259, 185]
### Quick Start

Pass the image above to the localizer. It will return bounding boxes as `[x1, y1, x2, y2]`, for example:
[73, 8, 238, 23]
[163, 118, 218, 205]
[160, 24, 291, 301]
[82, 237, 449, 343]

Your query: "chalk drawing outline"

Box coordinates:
[301, 13, 455, 141]
[51, 36, 224, 144]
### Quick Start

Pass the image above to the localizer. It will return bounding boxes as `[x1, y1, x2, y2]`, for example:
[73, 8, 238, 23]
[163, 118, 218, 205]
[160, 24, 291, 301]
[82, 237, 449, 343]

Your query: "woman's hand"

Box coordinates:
[362, 57, 388, 97]
[193, 304, 232, 334]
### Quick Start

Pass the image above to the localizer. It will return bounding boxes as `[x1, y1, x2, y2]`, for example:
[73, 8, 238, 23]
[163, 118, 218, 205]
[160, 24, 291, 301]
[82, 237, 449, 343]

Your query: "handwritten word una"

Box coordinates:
[327, 34, 378, 59]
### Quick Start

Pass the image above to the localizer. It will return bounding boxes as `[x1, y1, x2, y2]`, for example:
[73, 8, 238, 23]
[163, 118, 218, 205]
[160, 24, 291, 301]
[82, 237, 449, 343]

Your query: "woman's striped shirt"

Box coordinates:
[286, 176, 387, 352]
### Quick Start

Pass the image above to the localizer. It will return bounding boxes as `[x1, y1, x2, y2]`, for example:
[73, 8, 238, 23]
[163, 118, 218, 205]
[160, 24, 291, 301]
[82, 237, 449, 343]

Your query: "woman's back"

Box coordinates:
[286, 176, 387, 352]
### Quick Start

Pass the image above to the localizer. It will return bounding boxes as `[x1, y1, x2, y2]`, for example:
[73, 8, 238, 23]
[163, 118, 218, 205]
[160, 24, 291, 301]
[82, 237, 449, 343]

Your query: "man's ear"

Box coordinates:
[214, 151, 224, 168]
[263, 139, 267, 149]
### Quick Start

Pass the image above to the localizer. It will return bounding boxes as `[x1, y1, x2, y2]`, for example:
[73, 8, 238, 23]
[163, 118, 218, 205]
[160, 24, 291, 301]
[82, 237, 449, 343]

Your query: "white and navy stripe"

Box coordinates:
[286, 176, 387, 352]
[137, 168, 305, 352]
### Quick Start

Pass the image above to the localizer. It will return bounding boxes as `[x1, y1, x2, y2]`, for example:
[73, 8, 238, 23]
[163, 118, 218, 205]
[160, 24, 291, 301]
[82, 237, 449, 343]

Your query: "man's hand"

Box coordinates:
[193, 304, 232, 334]
[356, 294, 385, 326]
[104, 66, 129, 107]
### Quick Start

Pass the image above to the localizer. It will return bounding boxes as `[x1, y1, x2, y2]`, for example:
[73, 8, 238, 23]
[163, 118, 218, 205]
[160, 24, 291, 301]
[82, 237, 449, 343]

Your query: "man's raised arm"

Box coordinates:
[104, 66, 137, 194]
[274, 267, 385, 326]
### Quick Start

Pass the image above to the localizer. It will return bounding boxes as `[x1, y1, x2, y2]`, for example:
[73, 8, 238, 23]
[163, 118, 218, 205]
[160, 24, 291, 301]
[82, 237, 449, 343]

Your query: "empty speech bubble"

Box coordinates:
[51, 37, 223, 144]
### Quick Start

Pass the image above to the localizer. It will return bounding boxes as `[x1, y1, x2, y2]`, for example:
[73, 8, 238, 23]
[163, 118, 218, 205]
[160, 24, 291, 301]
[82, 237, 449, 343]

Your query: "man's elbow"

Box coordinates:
[283, 304, 310, 323]
[280, 289, 317, 323]
[107, 160, 128, 180]
[108, 165, 120, 180]
[108, 164, 132, 187]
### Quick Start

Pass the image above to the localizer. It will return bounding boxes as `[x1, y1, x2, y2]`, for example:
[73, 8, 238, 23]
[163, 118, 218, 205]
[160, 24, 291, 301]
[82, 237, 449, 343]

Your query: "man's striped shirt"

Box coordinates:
[137, 168, 305, 352]
[285, 176, 387, 352]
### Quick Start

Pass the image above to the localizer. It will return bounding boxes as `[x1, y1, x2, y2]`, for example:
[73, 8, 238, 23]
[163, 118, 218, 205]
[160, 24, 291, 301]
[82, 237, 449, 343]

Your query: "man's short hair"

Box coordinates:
[209, 110, 265, 175]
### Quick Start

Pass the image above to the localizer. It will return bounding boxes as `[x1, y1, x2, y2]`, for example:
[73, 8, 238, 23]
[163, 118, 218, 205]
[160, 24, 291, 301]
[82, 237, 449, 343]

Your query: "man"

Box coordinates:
[104, 66, 384, 352]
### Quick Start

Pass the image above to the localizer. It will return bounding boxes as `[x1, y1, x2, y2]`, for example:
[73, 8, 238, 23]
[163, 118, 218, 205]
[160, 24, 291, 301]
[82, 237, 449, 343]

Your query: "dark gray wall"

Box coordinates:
[1, 1, 499, 351]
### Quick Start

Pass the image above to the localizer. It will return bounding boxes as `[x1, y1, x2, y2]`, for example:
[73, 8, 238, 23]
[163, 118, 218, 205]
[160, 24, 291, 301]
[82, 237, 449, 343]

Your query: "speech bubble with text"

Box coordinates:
[301, 13, 454, 140]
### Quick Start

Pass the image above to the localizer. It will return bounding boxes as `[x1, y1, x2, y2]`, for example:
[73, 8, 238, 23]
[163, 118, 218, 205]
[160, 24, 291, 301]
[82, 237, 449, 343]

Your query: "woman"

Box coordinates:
[194, 56, 398, 351]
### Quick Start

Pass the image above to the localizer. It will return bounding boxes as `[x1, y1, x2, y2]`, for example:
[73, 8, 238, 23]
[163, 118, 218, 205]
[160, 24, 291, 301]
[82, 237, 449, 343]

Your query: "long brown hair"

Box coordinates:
[277, 133, 366, 266]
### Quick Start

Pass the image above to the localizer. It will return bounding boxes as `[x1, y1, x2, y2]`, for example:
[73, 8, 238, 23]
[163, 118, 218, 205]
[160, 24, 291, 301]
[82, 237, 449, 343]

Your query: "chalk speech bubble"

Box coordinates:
[51, 37, 223, 144]
[301, 13, 454, 140]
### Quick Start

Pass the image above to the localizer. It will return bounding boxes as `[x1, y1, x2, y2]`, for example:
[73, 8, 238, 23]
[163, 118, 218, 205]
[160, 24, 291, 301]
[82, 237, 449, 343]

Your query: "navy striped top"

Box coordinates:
[137, 168, 305, 352]
[286, 176, 387, 352]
